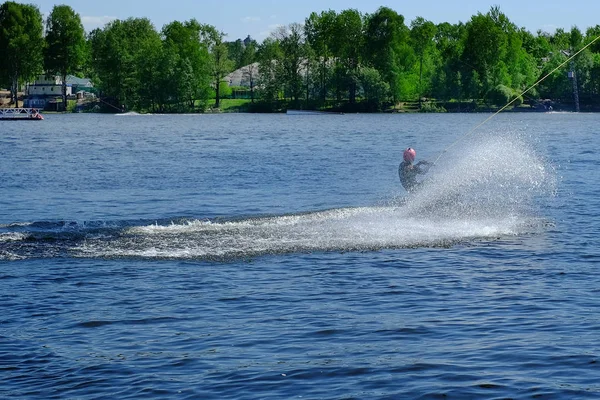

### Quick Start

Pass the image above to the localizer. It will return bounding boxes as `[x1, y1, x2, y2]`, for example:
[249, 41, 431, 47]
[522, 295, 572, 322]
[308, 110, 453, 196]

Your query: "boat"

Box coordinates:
[0, 108, 44, 121]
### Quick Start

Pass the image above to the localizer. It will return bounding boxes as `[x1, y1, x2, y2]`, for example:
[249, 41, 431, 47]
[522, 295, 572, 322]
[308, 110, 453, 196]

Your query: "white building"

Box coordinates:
[225, 62, 260, 87]
[27, 75, 72, 97]
[26, 75, 72, 108]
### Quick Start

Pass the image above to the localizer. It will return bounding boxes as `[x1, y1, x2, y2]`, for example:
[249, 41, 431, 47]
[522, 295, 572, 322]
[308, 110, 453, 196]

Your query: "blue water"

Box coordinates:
[1, 112, 599, 399]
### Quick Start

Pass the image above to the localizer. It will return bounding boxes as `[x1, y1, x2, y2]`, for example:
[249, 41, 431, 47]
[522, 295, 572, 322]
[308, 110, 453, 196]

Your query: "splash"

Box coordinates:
[401, 134, 555, 221]
[1, 134, 555, 261]
[77, 133, 554, 260]
[74, 206, 531, 260]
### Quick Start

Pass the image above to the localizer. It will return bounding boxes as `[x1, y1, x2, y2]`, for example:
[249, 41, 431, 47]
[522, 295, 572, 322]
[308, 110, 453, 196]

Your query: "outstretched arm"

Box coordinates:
[415, 160, 431, 173]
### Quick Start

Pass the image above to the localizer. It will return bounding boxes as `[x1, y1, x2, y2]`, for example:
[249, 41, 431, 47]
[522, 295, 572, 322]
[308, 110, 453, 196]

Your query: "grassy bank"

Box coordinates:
[215, 99, 253, 112]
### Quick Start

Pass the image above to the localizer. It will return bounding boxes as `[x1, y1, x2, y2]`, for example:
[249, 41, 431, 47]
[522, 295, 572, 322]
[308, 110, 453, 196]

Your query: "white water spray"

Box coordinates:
[402, 134, 555, 220]
[74, 132, 555, 260]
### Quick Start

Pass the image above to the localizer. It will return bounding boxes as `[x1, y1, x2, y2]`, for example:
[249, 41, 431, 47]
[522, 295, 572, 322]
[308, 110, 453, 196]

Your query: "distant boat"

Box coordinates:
[0, 108, 44, 121]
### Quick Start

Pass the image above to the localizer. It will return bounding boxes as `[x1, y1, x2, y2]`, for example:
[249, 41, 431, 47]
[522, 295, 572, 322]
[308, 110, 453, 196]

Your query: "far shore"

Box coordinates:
[1, 92, 597, 114]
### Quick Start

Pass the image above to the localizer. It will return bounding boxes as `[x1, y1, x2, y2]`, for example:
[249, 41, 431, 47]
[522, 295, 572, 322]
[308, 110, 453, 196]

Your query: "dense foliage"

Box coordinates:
[44, 4, 86, 110]
[1, 3, 599, 112]
[0, 1, 43, 106]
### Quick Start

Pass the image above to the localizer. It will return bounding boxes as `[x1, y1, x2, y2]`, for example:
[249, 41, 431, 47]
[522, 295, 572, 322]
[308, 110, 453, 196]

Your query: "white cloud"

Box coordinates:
[81, 16, 117, 31]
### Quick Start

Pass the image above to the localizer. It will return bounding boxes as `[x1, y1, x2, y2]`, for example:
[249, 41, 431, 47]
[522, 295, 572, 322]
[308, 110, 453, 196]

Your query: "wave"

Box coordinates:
[0, 208, 550, 261]
[0, 135, 555, 261]
[0, 232, 27, 243]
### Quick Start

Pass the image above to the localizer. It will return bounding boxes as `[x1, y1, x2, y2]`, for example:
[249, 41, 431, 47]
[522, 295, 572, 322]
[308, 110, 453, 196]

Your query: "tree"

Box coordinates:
[227, 39, 245, 69]
[585, 26, 600, 102]
[89, 18, 162, 111]
[358, 66, 390, 111]
[0, 1, 43, 107]
[410, 17, 437, 107]
[363, 7, 412, 102]
[431, 22, 465, 103]
[162, 19, 211, 111]
[44, 5, 86, 111]
[274, 23, 306, 103]
[240, 36, 258, 67]
[462, 11, 507, 100]
[241, 62, 259, 102]
[331, 9, 364, 105]
[199, 25, 233, 109]
[461, 7, 532, 105]
[256, 37, 282, 107]
[305, 10, 336, 105]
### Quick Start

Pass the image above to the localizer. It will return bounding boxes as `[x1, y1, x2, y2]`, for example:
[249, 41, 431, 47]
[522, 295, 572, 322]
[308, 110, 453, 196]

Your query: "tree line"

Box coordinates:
[1, 2, 599, 112]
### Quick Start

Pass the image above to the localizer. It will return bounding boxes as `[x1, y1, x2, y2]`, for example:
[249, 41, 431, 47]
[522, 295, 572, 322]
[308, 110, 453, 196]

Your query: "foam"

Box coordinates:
[73, 133, 555, 260]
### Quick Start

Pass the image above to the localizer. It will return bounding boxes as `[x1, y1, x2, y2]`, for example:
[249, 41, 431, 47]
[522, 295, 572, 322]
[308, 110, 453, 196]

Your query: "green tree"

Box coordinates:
[585, 26, 600, 103]
[521, 29, 553, 63]
[358, 66, 390, 111]
[569, 26, 595, 108]
[363, 7, 412, 102]
[538, 26, 593, 108]
[44, 5, 86, 111]
[240, 36, 258, 67]
[0, 1, 43, 107]
[162, 19, 211, 111]
[586, 25, 600, 53]
[256, 37, 283, 107]
[227, 39, 245, 69]
[410, 17, 437, 107]
[461, 11, 507, 100]
[330, 9, 364, 105]
[550, 28, 571, 50]
[275, 23, 307, 104]
[89, 18, 161, 111]
[137, 38, 163, 112]
[305, 10, 337, 105]
[199, 25, 233, 109]
[460, 7, 533, 106]
[431, 22, 465, 103]
[227, 37, 257, 70]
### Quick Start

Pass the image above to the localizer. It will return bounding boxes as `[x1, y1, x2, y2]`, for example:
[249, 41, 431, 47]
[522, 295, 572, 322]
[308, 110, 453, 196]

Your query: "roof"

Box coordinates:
[66, 75, 93, 87]
[224, 63, 260, 87]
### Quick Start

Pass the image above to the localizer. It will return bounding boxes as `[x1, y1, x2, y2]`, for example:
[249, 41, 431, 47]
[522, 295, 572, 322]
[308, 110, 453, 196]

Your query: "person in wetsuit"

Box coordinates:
[398, 147, 430, 192]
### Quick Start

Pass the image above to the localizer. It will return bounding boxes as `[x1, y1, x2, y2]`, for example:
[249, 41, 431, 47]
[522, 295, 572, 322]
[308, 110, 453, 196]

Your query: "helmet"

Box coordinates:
[403, 147, 416, 163]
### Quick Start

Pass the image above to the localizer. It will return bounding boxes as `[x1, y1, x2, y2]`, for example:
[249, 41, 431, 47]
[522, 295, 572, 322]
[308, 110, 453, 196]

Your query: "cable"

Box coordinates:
[432, 33, 600, 165]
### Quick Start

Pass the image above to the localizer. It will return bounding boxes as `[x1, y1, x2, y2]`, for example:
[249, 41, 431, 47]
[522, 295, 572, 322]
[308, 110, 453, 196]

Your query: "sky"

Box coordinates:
[16, 0, 600, 41]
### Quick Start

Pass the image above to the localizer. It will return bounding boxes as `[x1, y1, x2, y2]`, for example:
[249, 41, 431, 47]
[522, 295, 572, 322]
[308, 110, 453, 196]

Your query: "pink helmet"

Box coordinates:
[403, 147, 416, 163]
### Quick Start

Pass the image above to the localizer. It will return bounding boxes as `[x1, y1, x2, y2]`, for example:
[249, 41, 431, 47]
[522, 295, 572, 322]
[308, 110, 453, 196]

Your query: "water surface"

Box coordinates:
[1, 112, 599, 398]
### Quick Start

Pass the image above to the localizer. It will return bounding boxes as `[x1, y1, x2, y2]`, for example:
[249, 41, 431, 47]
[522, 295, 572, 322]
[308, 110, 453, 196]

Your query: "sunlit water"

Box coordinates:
[1, 112, 599, 398]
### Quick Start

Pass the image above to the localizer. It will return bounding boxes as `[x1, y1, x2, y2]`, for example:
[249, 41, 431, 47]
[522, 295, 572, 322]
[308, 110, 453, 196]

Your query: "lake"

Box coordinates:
[1, 112, 599, 399]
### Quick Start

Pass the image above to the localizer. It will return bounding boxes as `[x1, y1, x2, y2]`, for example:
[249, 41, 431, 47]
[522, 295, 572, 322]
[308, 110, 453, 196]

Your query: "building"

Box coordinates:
[224, 62, 260, 87]
[67, 75, 94, 93]
[25, 75, 72, 109]
[25, 74, 94, 109]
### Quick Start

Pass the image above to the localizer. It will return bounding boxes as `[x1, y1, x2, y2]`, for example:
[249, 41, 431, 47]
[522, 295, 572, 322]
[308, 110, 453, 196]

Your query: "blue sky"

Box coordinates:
[21, 0, 600, 41]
